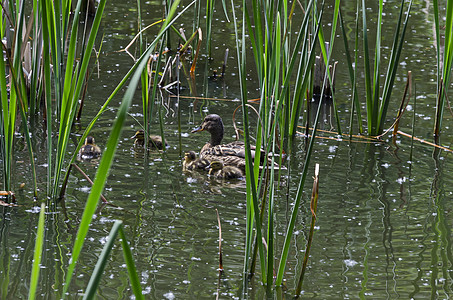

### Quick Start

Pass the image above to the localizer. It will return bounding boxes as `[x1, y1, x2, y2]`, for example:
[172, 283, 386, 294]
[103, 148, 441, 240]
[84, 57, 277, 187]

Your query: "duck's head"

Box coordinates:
[184, 151, 197, 163]
[131, 130, 145, 141]
[85, 136, 95, 145]
[208, 161, 224, 174]
[191, 114, 224, 145]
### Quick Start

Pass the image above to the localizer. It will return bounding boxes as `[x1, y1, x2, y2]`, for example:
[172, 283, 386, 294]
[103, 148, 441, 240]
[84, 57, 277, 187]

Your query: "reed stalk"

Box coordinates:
[236, 0, 324, 292]
[62, 1, 187, 295]
[433, 0, 453, 139]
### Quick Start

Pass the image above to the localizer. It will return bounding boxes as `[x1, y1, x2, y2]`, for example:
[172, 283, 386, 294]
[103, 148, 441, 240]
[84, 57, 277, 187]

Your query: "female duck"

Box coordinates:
[192, 114, 271, 172]
[208, 161, 243, 179]
[183, 151, 210, 171]
[78, 136, 101, 160]
[131, 129, 168, 150]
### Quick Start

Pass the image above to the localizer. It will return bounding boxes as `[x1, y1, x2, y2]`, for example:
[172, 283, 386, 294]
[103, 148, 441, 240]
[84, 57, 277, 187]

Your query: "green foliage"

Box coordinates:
[28, 203, 46, 300]
[235, 0, 326, 292]
[433, 0, 453, 136]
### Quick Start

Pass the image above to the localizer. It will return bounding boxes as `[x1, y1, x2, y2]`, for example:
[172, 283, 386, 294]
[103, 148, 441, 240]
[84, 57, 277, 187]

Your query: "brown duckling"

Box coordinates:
[208, 161, 243, 179]
[131, 129, 168, 150]
[78, 136, 101, 160]
[183, 151, 210, 171]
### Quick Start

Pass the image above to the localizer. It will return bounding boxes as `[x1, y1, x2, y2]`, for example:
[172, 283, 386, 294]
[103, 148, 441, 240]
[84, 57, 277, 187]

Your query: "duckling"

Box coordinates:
[192, 114, 278, 172]
[131, 129, 168, 150]
[78, 136, 101, 160]
[208, 161, 243, 179]
[183, 151, 210, 171]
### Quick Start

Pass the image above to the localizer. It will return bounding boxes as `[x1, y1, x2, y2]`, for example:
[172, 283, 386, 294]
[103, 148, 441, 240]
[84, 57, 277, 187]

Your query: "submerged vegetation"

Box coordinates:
[1, 0, 453, 298]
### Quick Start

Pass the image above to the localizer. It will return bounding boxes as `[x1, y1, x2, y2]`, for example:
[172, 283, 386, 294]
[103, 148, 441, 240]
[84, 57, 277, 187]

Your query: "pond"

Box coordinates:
[1, 0, 453, 299]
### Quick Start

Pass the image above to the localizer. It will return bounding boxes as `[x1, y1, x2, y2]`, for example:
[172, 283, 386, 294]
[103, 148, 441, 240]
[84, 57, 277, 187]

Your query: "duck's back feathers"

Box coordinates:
[78, 136, 101, 160]
[209, 161, 243, 179]
[131, 130, 168, 150]
[183, 151, 210, 171]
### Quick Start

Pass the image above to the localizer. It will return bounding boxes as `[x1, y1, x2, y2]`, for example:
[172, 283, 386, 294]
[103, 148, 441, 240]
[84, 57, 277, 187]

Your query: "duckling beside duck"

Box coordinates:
[183, 151, 210, 171]
[131, 129, 168, 150]
[78, 136, 101, 160]
[208, 161, 243, 179]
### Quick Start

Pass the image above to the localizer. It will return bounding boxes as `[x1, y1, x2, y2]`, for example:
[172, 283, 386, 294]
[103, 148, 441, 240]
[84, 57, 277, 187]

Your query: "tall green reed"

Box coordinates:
[433, 0, 453, 139]
[62, 0, 191, 295]
[342, 0, 412, 136]
[234, 0, 327, 293]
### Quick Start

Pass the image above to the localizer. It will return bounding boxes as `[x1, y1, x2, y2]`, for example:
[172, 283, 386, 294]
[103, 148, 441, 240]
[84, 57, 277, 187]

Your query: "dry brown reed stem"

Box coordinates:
[221, 48, 228, 77]
[297, 126, 383, 142]
[216, 208, 223, 271]
[0, 191, 16, 202]
[71, 163, 109, 203]
[118, 19, 164, 59]
[397, 130, 453, 153]
[393, 71, 412, 136]
[190, 28, 202, 75]
[169, 94, 261, 102]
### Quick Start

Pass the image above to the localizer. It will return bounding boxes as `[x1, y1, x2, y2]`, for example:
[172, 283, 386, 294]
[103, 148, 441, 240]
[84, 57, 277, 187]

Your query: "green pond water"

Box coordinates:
[2, 1, 453, 298]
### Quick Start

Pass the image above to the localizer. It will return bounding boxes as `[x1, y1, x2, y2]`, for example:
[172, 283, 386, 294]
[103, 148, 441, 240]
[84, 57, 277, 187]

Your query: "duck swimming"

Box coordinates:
[191, 114, 272, 172]
[131, 129, 167, 150]
[183, 151, 210, 171]
[208, 161, 243, 179]
[78, 136, 101, 160]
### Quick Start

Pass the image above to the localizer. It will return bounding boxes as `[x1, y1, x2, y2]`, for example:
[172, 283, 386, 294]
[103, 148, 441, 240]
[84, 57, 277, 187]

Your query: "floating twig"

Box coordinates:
[216, 208, 223, 272]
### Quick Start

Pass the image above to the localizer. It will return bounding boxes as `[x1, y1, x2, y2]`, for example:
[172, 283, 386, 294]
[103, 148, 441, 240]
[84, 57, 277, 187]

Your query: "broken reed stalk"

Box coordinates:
[393, 71, 412, 138]
[190, 28, 202, 75]
[221, 48, 228, 77]
[70, 163, 109, 203]
[295, 163, 319, 297]
[216, 208, 223, 271]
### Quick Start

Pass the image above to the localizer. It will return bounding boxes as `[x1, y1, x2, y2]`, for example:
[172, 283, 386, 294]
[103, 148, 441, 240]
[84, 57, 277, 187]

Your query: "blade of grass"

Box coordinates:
[232, 0, 265, 284]
[62, 1, 185, 294]
[83, 221, 122, 300]
[119, 226, 144, 299]
[28, 202, 46, 300]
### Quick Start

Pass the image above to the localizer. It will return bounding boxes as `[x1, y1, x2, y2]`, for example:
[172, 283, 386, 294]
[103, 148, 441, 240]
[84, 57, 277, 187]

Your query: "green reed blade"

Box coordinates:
[119, 227, 144, 299]
[63, 1, 184, 294]
[361, 0, 373, 134]
[0, 43, 11, 189]
[53, 0, 108, 198]
[275, 73, 322, 286]
[83, 221, 122, 300]
[377, 0, 412, 134]
[206, 0, 214, 57]
[28, 202, 46, 300]
[371, 0, 383, 134]
[41, 0, 53, 195]
[220, 0, 230, 22]
[315, 0, 341, 134]
[433, 0, 453, 134]
[232, 0, 265, 284]
[339, 3, 362, 135]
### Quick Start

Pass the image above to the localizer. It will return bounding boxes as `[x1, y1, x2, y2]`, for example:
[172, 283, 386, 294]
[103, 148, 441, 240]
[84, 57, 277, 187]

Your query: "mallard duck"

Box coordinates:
[131, 129, 168, 150]
[183, 151, 210, 171]
[191, 114, 273, 172]
[208, 161, 243, 179]
[78, 136, 101, 160]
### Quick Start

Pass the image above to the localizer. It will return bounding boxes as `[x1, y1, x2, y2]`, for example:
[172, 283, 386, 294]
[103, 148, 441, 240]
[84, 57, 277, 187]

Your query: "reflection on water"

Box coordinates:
[1, 0, 453, 298]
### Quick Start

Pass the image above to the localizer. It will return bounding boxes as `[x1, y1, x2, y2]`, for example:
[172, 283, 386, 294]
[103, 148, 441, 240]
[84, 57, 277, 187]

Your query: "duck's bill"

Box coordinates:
[130, 134, 137, 139]
[191, 126, 204, 133]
